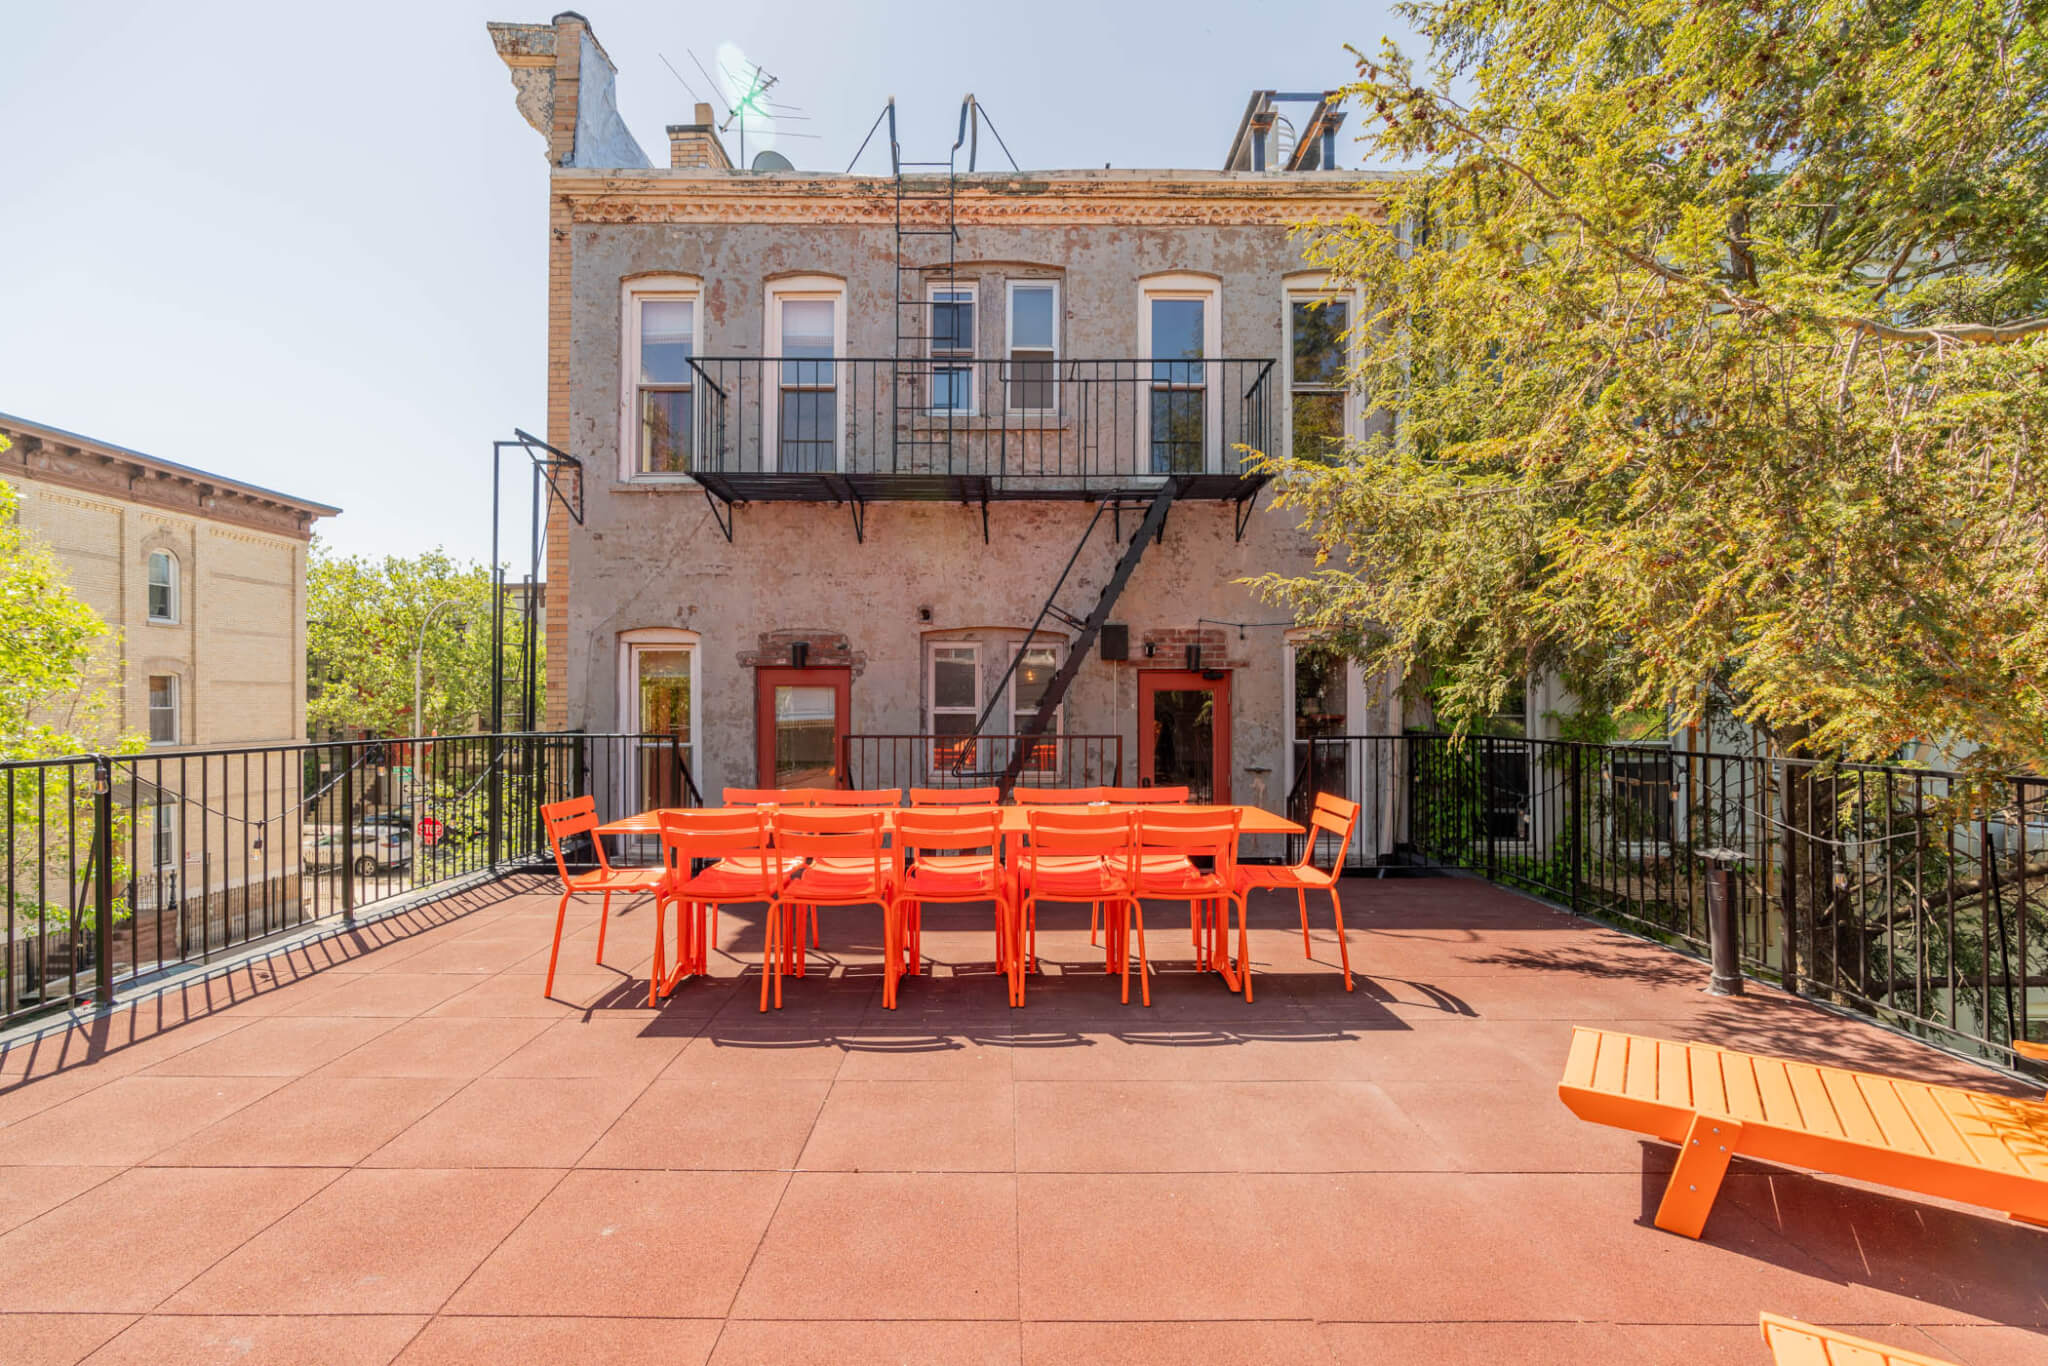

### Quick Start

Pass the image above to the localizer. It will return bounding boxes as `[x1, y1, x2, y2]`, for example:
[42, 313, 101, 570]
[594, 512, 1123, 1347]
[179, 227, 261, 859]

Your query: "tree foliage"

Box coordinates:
[307, 543, 538, 738]
[1252, 0, 2048, 770]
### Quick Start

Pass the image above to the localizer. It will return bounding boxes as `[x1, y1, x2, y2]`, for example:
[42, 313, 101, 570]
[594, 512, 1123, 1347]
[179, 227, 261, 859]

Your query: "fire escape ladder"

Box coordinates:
[993, 484, 1178, 797]
[890, 97, 971, 482]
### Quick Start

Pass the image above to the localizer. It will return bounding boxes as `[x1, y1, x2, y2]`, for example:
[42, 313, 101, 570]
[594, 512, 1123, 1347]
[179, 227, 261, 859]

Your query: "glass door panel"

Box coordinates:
[1138, 670, 1230, 803]
[630, 647, 693, 811]
[755, 667, 851, 790]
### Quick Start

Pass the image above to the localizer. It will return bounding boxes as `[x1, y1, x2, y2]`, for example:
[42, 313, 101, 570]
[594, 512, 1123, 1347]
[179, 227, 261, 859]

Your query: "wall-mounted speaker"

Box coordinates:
[1100, 624, 1129, 661]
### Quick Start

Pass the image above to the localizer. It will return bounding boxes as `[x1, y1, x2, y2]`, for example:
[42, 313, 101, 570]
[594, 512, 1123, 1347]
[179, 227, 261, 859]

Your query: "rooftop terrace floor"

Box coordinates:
[0, 874, 2041, 1364]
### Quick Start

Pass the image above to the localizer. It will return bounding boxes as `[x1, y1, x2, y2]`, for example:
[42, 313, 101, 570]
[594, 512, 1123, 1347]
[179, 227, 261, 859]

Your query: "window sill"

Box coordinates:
[611, 476, 702, 493]
[145, 617, 180, 628]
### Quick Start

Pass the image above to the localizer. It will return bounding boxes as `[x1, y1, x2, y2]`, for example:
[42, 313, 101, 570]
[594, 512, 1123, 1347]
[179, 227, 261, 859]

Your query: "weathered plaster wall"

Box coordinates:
[560, 192, 1392, 825]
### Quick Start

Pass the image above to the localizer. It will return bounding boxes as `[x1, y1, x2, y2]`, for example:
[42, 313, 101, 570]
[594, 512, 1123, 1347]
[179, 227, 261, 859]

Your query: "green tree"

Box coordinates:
[0, 466, 128, 760]
[307, 543, 539, 737]
[1252, 0, 2048, 772]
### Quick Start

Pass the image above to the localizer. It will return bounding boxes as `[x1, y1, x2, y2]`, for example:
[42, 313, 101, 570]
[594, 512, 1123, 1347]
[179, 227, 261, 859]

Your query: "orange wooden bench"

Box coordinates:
[2015, 1039, 2048, 1064]
[1557, 1026, 2048, 1238]
[1758, 1312, 1957, 1366]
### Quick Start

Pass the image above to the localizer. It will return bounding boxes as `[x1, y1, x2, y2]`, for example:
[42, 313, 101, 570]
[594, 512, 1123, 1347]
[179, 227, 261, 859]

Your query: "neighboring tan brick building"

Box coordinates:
[489, 12, 1400, 850]
[0, 411, 337, 937]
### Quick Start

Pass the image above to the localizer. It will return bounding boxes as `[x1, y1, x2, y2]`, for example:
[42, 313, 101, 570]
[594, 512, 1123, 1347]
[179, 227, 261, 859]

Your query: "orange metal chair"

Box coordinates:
[909, 786, 1001, 806]
[811, 787, 904, 807]
[893, 808, 1020, 1006]
[1233, 792, 1359, 991]
[650, 808, 787, 1006]
[1758, 1313, 1958, 1366]
[1101, 785, 1190, 803]
[1135, 807, 1250, 999]
[766, 808, 898, 1010]
[1014, 786, 1105, 805]
[1017, 810, 1146, 1003]
[539, 796, 668, 998]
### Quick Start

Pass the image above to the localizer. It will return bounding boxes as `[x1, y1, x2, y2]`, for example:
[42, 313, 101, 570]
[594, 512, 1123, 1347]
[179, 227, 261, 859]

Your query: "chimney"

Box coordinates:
[667, 103, 734, 170]
[487, 11, 651, 168]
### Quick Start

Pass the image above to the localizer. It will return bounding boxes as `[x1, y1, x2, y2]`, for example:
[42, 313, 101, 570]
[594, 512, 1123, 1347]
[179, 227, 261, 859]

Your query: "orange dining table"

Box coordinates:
[594, 802, 1304, 997]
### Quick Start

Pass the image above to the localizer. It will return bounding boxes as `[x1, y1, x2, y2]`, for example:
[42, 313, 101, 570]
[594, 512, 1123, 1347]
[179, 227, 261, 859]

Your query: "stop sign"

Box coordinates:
[417, 815, 445, 846]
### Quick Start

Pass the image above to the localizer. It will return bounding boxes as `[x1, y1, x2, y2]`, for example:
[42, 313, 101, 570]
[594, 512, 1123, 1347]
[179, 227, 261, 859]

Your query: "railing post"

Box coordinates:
[1568, 743, 1583, 913]
[1701, 847, 1745, 995]
[487, 735, 503, 872]
[339, 754, 356, 919]
[91, 755, 115, 1008]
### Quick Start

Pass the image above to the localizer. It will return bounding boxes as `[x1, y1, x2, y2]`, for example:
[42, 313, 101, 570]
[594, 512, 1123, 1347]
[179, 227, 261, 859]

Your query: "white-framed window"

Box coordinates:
[928, 643, 981, 775]
[150, 792, 178, 871]
[928, 281, 977, 415]
[619, 629, 701, 806]
[764, 276, 846, 473]
[1284, 278, 1355, 463]
[1139, 274, 1222, 474]
[1011, 643, 1064, 775]
[148, 674, 180, 745]
[620, 275, 704, 479]
[146, 550, 179, 624]
[1005, 279, 1059, 414]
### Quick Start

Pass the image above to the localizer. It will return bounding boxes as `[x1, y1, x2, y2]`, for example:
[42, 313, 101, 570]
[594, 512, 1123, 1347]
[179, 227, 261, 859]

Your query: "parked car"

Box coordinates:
[302, 817, 413, 877]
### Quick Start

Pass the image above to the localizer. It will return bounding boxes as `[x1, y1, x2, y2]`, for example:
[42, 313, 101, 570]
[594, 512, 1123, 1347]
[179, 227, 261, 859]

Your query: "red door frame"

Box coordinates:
[755, 666, 853, 789]
[1137, 669, 1231, 803]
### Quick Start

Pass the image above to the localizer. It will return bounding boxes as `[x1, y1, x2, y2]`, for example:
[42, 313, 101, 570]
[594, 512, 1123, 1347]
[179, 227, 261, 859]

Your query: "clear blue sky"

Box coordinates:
[1, 0, 1407, 566]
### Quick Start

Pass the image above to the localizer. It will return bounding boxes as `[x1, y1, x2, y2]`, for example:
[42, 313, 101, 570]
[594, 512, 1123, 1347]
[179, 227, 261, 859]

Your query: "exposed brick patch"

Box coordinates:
[1133, 626, 1246, 670]
[738, 630, 867, 678]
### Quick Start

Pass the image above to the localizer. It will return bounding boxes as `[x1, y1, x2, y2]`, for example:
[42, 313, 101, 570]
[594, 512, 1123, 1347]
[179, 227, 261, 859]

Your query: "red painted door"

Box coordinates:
[1138, 670, 1230, 803]
[755, 667, 851, 789]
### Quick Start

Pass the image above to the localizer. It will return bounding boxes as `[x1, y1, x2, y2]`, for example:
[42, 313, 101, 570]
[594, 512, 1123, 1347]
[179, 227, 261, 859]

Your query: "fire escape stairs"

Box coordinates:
[974, 484, 1178, 798]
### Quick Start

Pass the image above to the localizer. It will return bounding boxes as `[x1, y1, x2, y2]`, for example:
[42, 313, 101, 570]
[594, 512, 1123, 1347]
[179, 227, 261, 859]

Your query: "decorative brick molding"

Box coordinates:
[739, 630, 866, 678]
[1134, 626, 1247, 670]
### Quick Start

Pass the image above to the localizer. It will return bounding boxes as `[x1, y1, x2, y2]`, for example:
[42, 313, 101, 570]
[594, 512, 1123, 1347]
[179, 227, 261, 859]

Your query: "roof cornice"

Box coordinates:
[552, 167, 1403, 228]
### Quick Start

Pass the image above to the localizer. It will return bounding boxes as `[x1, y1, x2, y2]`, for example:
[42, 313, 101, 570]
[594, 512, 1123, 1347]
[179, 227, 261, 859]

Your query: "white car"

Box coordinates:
[302, 818, 413, 877]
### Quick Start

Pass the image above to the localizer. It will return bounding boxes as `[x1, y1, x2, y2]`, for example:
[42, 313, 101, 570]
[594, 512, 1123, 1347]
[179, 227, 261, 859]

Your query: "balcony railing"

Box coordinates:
[633, 357, 1279, 502]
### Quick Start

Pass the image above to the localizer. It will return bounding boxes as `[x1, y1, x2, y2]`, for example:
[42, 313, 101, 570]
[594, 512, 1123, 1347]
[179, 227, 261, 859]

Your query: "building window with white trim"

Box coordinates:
[929, 644, 980, 775]
[1006, 280, 1058, 413]
[148, 674, 180, 745]
[622, 278, 703, 477]
[1288, 295, 1349, 462]
[766, 278, 846, 473]
[928, 282, 976, 414]
[146, 550, 179, 624]
[150, 792, 178, 872]
[1140, 276, 1221, 474]
[619, 630, 701, 808]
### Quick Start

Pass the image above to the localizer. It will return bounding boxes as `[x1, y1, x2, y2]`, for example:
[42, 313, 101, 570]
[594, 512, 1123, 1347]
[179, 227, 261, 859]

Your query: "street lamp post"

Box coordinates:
[412, 600, 471, 737]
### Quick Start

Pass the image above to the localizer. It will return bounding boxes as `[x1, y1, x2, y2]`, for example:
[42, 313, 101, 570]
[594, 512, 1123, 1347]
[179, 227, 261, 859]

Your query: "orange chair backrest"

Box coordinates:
[723, 788, 817, 807]
[1015, 786, 1105, 805]
[1102, 785, 1190, 804]
[657, 808, 777, 891]
[1137, 807, 1242, 879]
[909, 786, 1001, 806]
[810, 788, 904, 808]
[771, 809, 890, 888]
[1022, 809, 1136, 881]
[896, 808, 1002, 857]
[1304, 794, 1361, 869]
[542, 795, 607, 878]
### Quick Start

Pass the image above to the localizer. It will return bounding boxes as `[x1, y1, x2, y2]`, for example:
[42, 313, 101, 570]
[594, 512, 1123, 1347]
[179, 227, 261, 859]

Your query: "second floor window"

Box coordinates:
[147, 550, 178, 623]
[148, 674, 179, 744]
[1006, 281, 1057, 413]
[635, 296, 696, 474]
[1289, 297, 1348, 462]
[929, 285, 975, 414]
[1147, 294, 1208, 473]
[776, 294, 839, 472]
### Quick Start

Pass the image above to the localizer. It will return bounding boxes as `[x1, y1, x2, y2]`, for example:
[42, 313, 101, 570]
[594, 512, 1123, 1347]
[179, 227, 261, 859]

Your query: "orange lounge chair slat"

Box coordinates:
[1759, 1313, 1958, 1366]
[1557, 1026, 2048, 1238]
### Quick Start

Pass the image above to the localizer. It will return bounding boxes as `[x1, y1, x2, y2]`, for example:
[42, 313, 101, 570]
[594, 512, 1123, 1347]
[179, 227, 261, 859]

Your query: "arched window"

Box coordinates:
[146, 550, 179, 624]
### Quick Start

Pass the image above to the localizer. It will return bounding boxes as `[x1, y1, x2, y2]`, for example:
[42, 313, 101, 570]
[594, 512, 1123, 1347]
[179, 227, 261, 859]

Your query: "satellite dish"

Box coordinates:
[751, 149, 794, 172]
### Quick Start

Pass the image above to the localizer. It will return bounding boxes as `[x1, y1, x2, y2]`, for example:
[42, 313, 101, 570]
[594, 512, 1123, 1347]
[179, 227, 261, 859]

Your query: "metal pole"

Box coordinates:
[1702, 847, 1744, 995]
[339, 752, 356, 919]
[91, 756, 114, 1007]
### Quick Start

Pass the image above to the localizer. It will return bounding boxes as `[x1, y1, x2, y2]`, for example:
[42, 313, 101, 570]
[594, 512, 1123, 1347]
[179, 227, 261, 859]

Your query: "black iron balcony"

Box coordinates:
[631, 357, 1278, 508]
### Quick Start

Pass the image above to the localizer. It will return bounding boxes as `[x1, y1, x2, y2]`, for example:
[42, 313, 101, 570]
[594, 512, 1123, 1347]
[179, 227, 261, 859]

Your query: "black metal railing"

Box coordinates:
[1293, 732, 2046, 1067]
[841, 733, 1124, 792]
[635, 357, 1279, 495]
[1, 732, 698, 1029]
